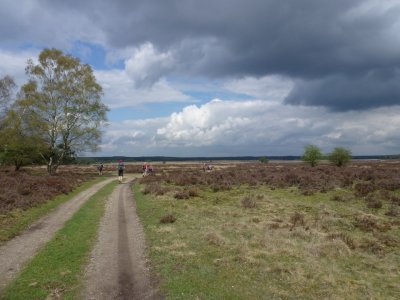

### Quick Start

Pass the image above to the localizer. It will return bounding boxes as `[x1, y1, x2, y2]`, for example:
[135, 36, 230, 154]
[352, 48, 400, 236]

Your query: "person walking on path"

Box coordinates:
[117, 160, 125, 183]
[98, 162, 104, 175]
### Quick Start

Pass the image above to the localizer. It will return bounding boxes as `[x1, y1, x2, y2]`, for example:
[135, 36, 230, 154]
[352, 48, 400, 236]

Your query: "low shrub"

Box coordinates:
[290, 212, 305, 229]
[174, 190, 189, 200]
[366, 196, 383, 209]
[385, 204, 399, 217]
[160, 214, 176, 224]
[241, 196, 256, 208]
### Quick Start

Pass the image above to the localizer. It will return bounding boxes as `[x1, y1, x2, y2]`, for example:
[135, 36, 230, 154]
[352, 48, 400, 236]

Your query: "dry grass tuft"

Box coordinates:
[326, 232, 355, 249]
[160, 214, 177, 224]
[241, 196, 257, 208]
[353, 215, 391, 232]
[174, 190, 190, 200]
[330, 193, 352, 202]
[205, 232, 225, 246]
[142, 182, 168, 195]
[290, 212, 305, 230]
[310, 239, 352, 258]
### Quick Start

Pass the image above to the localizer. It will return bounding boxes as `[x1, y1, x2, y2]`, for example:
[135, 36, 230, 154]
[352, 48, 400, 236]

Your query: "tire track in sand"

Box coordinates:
[0, 177, 115, 292]
[83, 177, 161, 300]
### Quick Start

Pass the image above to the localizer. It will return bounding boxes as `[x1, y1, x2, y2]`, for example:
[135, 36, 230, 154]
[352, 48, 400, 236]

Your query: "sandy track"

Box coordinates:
[83, 177, 161, 300]
[0, 177, 115, 292]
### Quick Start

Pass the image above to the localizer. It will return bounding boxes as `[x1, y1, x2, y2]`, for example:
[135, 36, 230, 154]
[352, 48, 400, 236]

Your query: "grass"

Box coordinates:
[0, 176, 107, 245]
[1, 180, 117, 300]
[134, 182, 400, 299]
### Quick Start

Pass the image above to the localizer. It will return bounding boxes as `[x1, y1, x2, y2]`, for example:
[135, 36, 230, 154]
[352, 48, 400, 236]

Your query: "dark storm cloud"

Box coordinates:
[3, 0, 400, 110]
[286, 68, 400, 111]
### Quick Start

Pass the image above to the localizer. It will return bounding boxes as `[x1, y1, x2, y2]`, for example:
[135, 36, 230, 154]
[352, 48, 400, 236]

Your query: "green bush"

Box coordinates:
[328, 147, 352, 167]
[302, 145, 322, 167]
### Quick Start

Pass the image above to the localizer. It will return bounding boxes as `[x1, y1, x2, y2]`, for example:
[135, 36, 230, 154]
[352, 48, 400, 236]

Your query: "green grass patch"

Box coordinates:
[1, 180, 117, 300]
[134, 182, 400, 299]
[0, 176, 107, 245]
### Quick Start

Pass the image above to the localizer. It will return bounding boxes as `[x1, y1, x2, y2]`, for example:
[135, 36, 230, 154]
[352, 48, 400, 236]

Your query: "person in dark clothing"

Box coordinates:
[98, 162, 104, 175]
[117, 160, 125, 183]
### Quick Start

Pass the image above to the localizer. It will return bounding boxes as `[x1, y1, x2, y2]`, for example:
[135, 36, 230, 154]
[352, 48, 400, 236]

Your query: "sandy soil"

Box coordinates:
[0, 177, 115, 292]
[83, 176, 161, 300]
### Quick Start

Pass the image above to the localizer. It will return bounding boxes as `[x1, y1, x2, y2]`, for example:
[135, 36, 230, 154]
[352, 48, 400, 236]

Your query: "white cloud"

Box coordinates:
[223, 75, 294, 100]
[95, 99, 400, 157]
[94, 69, 191, 108]
[0, 49, 38, 85]
[125, 43, 175, 87]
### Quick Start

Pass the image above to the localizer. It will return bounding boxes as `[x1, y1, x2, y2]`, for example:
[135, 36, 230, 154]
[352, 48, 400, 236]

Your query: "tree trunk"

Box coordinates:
[14, 160, 21, 171]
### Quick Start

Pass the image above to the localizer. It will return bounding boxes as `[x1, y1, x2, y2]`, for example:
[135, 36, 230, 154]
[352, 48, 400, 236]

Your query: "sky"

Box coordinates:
[1, 0, 400, 157]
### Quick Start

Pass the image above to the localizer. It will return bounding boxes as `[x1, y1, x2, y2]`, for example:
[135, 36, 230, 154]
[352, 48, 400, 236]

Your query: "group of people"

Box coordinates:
[97, 160, 125, 183]
[142, 162, 153, 176]
[97, 160, 154, 182]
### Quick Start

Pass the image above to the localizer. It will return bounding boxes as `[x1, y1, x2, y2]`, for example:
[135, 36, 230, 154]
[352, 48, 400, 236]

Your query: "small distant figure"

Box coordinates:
[142, 162, 148, 177]
[97, 162, 104, 175]
[142, 162, 153, 177]
[117, 160, 125, 183]
[203, 163, 213, 172]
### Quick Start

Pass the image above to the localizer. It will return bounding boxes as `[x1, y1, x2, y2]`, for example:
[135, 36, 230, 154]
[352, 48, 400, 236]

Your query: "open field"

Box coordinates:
[135, 160, 400, 299]
[1, 160, 399, 299]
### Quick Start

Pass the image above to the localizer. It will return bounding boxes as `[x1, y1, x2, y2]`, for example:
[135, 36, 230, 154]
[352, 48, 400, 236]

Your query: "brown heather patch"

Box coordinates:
[142, 182, 168, 195]
[365, 194, 383, 209]
[174, 190, 190, 200]
[385, 204, 400, 217]
[152, 160, 400, 200]
[0, 168, 93, 213]
[353, 215, 391, 232]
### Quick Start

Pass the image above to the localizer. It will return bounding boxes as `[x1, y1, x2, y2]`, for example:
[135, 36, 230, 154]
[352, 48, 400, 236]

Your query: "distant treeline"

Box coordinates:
[77, 155, 400, 164]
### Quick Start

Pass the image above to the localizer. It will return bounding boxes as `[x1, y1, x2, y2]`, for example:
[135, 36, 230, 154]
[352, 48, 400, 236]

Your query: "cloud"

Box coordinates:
[94, 69, 191, 109]
[223, 75, 293, 101]
[285, 70, 400, 111]
[3, 0, 400, 112]
[125, 43, 175, 87]
[0, 0, 104, 48]
[100, 117, 168, 156]
[67, 0, 400, 110]
[96, 98, 400, 157]
[0, 49, 38, 85]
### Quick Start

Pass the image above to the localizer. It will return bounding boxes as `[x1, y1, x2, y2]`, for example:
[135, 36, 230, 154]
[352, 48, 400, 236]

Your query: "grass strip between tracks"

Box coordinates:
[1, 180, 117, 300]
[0, 176, 108, 245]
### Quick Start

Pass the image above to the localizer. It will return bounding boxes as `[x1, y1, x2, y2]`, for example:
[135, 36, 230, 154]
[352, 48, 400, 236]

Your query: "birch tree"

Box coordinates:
[20, 48, 108, 174]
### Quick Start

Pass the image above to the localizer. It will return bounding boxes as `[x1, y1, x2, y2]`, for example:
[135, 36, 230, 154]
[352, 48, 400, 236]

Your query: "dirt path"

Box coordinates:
[83, 177, 161, 300]
[0, 177, 115, 292]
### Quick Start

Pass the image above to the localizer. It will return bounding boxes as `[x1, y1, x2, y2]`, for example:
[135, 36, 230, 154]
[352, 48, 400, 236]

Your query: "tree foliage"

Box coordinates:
[18, 48, 108, 174]
[328, 147, 352, 167]
[0, 107, 45, 170]
[302, 144, 323, 167]
[0, 75, 16, 120]
[259, 156, 269, 164]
